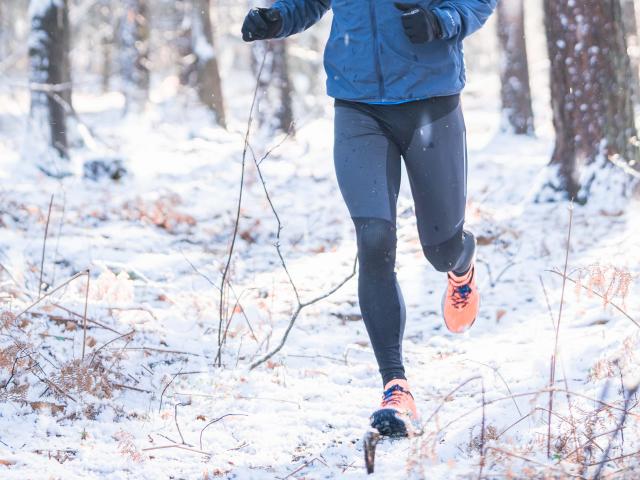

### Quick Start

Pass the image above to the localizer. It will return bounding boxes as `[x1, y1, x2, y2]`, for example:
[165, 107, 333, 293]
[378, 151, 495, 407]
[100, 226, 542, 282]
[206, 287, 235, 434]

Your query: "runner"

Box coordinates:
[242, 0, 496, 437]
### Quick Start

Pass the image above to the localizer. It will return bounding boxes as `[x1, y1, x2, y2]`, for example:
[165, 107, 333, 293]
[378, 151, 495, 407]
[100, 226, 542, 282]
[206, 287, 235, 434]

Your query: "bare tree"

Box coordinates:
[28, 0, 72, 176]
[119, 0, 150, 111]
[543, 0, 639, 200]
[497, 0, 534, 135]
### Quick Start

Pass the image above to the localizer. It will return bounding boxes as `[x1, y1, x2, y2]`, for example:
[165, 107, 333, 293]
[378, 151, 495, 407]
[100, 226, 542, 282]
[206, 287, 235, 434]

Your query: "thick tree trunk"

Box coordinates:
[496, 0, 534, 135]
[191, 0, 227, 128]
[543, 0, 638, 200]
[119, 0, 150, 110]
[28, 0, 72, 171]
[621, 0, 640, 101]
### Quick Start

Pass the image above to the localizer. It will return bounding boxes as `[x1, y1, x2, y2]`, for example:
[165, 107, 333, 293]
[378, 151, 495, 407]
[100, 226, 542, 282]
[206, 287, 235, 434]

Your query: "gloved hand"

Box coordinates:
[394, 3, 442, 43]
[241, 8, 283, 42]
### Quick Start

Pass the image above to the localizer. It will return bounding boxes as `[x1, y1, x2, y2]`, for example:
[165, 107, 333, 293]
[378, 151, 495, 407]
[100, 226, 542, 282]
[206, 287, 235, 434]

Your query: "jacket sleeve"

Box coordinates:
[272, 0, 332, 38]
[431, 0, 497, 40]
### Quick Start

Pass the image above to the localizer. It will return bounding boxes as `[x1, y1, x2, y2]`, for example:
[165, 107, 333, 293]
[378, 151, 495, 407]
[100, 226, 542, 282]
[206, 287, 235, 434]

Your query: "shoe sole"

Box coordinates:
[370, 409, 409, 438]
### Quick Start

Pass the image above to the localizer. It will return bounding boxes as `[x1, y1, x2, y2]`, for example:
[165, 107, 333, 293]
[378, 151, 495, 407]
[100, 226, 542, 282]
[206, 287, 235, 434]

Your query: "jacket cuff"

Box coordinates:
[431, 7, 460, 39]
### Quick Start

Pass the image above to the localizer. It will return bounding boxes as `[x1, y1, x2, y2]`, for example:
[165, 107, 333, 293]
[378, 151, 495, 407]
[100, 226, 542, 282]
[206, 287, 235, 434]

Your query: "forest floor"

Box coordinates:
[1, 77, 640, 479]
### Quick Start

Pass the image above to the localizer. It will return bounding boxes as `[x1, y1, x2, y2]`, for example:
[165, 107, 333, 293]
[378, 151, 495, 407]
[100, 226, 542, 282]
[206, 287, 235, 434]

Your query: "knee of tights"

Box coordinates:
[423, 228, 474, 273]
[354, 218, 397, 264]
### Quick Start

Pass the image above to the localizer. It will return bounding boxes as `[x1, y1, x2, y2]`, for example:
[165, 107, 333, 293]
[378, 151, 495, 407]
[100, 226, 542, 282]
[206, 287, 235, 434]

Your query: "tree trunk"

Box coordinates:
[621, 0, 640, 102]
[28, 0, 72, 173]
[191, 0, 227, 128]
[496, 0, 534, 135]
[99, 0, 114, 93]
[543, 0, 639, 201]
[271, 39, 294, 134]
[250, 0, 295, 135]
[119, 0, 150, 111]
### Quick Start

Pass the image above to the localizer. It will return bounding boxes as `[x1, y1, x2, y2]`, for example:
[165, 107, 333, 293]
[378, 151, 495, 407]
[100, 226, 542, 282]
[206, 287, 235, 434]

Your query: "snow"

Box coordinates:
[1, 48, 640, 480]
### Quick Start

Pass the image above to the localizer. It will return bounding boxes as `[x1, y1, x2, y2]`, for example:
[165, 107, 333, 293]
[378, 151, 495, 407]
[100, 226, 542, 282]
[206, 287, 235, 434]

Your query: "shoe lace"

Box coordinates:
[451, 283, 472, 309]
[381, 384, 411, 408]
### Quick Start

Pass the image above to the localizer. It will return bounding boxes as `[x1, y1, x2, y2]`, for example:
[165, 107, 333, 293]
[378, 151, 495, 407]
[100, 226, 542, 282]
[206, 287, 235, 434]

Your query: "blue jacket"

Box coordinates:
[272, 0, 497, 103]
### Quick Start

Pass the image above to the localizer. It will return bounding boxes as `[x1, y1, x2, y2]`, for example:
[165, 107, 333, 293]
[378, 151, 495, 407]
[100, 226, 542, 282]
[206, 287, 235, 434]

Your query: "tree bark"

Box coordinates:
[28, 0, 72, 164]
[497, 0, 534, 135]
[119, 0, 150, 110]
[621, 0, 640, 102]
[543, 0, 639, 200]
[191, 0, 227, 128]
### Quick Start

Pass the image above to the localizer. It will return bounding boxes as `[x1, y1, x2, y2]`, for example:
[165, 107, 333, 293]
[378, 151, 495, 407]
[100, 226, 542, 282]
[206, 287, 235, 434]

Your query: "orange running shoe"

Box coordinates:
[370, 379, 420, 437]
[442, 263, 480, 333]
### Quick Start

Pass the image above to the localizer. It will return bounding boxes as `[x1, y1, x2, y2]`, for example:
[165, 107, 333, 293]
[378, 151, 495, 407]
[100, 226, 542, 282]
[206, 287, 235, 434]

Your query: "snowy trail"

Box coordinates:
[0, 92, 639, 479]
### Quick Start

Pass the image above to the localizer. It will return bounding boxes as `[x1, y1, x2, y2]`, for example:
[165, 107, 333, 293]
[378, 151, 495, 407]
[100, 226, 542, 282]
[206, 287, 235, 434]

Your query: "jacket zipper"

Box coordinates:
[368, 0, 385, 100]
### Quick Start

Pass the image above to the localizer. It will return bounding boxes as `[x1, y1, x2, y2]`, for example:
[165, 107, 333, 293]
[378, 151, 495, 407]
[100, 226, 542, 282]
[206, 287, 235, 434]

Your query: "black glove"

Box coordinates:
[394, 3, 442, 43]
[241, 8, 283, 42]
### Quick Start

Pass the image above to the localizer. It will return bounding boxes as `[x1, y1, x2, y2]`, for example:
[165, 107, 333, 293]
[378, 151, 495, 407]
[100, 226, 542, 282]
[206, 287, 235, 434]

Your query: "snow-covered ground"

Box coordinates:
[1, 65, 640, 479]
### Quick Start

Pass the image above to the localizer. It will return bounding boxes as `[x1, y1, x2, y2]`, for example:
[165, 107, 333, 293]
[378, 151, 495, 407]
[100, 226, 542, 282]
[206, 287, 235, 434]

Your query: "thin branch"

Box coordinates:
[81, 270, 91, 360]
[592, 384, 640, 479]
[15, 270, 89, 320]
[199, 413, 248, 450]
[548, 202, 574, 458]
[159, 368, 183, 413]
[38, 195, 54, 298]
[546, 270, 640, 329]
[250, 256, 357, 370]
[174, 399, 192, 445]
[215, 49, 268, 367]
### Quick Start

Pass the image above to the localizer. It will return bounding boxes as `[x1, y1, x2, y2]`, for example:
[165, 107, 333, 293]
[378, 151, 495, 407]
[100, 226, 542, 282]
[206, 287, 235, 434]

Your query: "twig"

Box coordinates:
[423, 376, 483, 427]
[81, 270, 91, 360]
[199, 413, 248, 450]
[38, 195, 54, 298]
[159, 368, 184, 413]
[282, 456, 328, 480]
[50, 303, 124, 335]
[141, 444, 211, 456]
[592, 384, 639, 479]
[116, 347, 201, 356]
[15, 270, 89, 320]
[467, 360, 522, 416]
[112, 383, 152, 394]
[484, 447, 581, 478]
[546, 270, 640, 329]
[216, 50, 268, 367]
[50, 191, 66, 287]
[478, 378, 486, 480]
[548, 202, 574, 458]
[174, 399, 192, 445]
[89, 329, 135, 366]
[250, 256, 357, 369]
